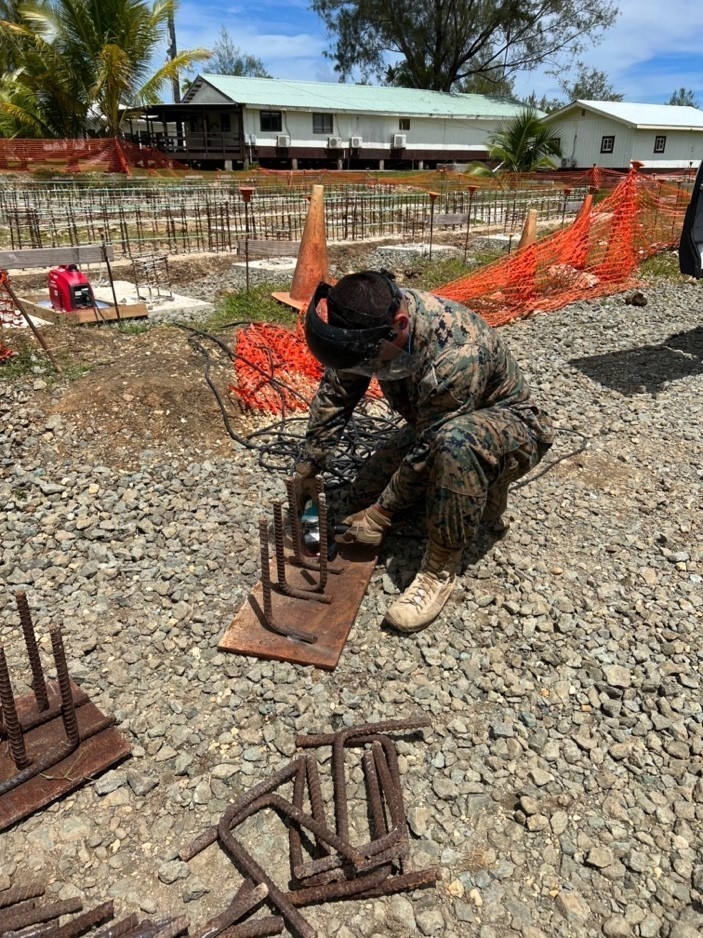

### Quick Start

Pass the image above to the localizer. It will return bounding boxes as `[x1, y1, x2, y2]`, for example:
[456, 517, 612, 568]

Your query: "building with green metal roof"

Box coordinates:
[124, 75, 531, 170]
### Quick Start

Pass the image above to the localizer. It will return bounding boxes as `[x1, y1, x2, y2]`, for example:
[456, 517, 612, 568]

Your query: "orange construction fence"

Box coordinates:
[231, 168, 690, 412]
[0, 138, 182, 175]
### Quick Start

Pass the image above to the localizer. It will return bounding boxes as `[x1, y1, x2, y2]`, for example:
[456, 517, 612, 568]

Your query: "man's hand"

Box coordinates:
[293, 462, 319, 511]
[335, 505, 392, 547]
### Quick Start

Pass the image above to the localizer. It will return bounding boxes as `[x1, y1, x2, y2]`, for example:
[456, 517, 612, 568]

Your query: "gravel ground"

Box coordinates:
[0, 264, 702, 938]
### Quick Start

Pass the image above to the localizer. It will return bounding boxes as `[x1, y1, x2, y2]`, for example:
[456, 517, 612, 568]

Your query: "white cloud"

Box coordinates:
[175, 0, 703, 101]
[514, 0, 703, 103]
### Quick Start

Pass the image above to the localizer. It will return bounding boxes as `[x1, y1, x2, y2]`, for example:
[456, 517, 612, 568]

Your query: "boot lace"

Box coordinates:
[399, 572, 442, 610]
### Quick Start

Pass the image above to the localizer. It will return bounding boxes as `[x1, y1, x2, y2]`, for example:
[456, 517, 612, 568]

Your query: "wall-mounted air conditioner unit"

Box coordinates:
[276, 134, 291, 148]
[328, 136, 343, 148]
[350, 135, 363, 149]
[392, 133, 407, 148]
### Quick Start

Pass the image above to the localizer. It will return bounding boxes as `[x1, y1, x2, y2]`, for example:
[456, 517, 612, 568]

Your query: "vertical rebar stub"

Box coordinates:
[15, 590, 49, 712]
[49, 626, 80, 749]
[0, 644, 31, 769]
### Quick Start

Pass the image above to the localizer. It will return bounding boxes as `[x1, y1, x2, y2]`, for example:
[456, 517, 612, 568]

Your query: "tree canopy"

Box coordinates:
[0, 0, 208, 137]
[206, 27, 271, 78]
[668, 87, 699, 108]
[310, 0, 619, 92]
[526, 61, 622, 112]
[484, 107, 562, 172]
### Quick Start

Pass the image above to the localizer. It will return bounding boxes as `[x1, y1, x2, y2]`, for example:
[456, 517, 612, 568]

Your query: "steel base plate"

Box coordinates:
[0, 685, 131, 832]
[219, 544, 378, 670]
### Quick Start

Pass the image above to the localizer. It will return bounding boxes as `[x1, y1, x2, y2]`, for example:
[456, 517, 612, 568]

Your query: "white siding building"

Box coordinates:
[124, 75, 533, 170]
[542, 101, 703, 171]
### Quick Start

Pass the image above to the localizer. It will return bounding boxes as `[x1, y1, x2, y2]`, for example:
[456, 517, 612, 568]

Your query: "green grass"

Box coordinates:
[0, 333, 91, 383]
[204, 282, 301, 331]
[639, 250, 682, 280]
[0, 337, 38, 380]
[117, 321, 151, 335]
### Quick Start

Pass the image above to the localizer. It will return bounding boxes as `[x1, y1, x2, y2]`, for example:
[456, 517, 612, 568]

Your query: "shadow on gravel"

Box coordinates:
[569, 325, 703, 395]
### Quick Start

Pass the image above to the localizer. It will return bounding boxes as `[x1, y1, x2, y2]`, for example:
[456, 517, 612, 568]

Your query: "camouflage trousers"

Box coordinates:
[340, 404, 554, 550]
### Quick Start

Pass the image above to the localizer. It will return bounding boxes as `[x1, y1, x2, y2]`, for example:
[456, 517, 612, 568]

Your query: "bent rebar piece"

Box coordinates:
[43, 901, 114, 938]
[218, 918, 283, 938]
[216, 820, 316, 938]
[190, 882, 268, 938]
[292, 735, 407, 883]
[290, 867, 439, 906]
[284, 478, 341, 575]
[0, 883, 46, 910]
[271, 502, 330, 604]
[0, 898, 83, 936]
[180, 759, 304, 862]
[93, 915, 140, 938]
[258, 519, 318, 644]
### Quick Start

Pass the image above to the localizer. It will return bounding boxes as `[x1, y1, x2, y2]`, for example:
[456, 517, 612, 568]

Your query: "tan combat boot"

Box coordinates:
[385, 540, 462, 633]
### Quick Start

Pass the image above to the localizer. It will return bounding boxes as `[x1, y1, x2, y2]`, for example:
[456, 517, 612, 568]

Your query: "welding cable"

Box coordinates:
[512, 427, 589, 489]
[177, 323, 590, 492]
[176, 321, 403, 485]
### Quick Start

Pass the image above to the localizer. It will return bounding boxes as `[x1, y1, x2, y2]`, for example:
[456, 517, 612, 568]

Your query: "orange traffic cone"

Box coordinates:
[517, 208, 538, 250]
[272, 184, 330, 311]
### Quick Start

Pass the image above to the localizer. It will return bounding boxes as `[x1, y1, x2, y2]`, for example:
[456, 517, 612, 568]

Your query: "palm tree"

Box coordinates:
[485, 108, 562, 173]
[0, 0, 209, 137]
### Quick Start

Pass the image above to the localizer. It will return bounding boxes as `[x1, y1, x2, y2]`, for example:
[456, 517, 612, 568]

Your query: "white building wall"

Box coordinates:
[549, 110, 703, 168]
[242, 108, 500, 153]
[632, 129, 702, 164]
[549, 113, 634, 168]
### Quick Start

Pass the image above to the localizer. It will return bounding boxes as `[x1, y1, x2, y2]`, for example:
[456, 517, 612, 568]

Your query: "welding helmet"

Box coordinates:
[304, 271, 421, 379]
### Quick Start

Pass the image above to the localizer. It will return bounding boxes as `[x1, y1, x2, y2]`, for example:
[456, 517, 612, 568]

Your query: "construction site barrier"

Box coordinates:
[0, 138, 182, 175]
[231, 168, 690, 412]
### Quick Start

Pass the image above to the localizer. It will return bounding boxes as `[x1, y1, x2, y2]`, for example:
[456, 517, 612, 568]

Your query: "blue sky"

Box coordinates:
[173, 0, 703, 105]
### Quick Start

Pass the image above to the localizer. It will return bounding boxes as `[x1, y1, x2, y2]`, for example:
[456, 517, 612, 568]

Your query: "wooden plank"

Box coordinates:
[433, 213, 469, 226]
[20, 295, 148, 325]
[219, 544, 377, 670]
[0, 244, 114, 270]
[237, 240, 301, 258]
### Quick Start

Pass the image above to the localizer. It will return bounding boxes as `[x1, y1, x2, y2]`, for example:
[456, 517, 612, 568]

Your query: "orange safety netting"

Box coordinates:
[231, 168, 689, 413]
[0, 138, 182, 175]
[231, 320, 323, 414]
[437, 167, 688, 325]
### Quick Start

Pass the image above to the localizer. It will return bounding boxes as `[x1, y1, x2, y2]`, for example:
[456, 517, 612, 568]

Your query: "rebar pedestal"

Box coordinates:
[219, 541, 377, 670]
[0, 596, 132, 831]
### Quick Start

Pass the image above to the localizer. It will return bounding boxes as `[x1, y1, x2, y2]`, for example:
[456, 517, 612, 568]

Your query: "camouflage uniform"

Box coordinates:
[301, 289, 554, 550]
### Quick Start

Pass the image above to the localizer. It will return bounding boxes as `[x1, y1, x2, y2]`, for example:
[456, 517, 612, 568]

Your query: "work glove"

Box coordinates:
[335, 505, 392, 547]
[292, 462, 319, 511]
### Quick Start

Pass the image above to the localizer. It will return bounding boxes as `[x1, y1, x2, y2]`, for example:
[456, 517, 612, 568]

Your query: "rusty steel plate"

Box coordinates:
[219, 545, 378, 670]
[8, 678, 89, 731]
[0, 695, 131, 832]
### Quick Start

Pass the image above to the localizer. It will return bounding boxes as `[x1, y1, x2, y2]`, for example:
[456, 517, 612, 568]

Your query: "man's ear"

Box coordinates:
[393, 310, 409, 333]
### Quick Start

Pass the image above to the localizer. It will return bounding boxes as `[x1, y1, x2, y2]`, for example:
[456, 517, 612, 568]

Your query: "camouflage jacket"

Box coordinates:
[300, 289, 549, 508]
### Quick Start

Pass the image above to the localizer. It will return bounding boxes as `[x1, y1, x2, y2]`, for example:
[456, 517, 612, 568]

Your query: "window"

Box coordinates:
[600, 135, 615, 154]
[399, 118, 410, 131]
[220, 114, 231, 133]
[654, 135, 666, 153]
[312, 113, 333, 134]
[260, 110, 282, 132]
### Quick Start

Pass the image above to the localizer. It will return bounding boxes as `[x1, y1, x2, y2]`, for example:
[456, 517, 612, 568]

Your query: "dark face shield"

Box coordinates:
[304, 282, 422, 380]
